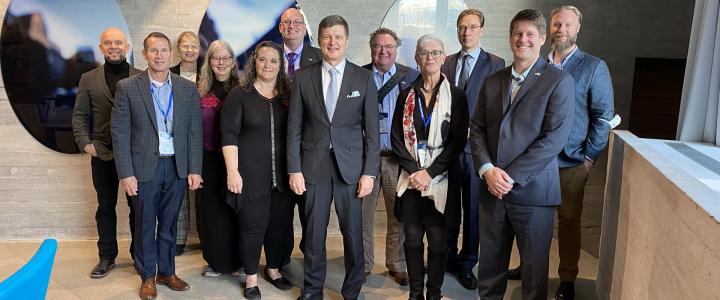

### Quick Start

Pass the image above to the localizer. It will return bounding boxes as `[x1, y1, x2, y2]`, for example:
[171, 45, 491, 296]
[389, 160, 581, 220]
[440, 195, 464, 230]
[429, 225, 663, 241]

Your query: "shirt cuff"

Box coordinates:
[478, 163, 494, 179]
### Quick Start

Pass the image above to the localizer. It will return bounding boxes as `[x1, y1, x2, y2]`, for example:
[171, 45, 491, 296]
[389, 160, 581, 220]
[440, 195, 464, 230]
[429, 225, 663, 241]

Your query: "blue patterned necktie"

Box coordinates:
[326, 68, 339, 120]
[287, 52, 298, 81]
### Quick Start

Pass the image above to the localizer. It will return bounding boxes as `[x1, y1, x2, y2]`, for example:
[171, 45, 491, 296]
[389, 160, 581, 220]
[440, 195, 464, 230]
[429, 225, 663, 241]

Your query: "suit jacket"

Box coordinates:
[554, 48, 614, 167]
[442, 49, 505, 153]
[299, 44, 322, 68]
[469, 59, 575, 206]
[361, 63, 419, 92]
[287, 60, 380, 184]
[72, 64, 142, 161]
[111, 72, 202, 182]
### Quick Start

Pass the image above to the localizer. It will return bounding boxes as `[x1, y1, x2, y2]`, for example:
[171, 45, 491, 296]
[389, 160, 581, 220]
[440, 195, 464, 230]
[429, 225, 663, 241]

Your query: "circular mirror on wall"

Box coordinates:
[199, 0, 313, 71]
[0, 0, 133, 153]
[380, 0, 468, 70]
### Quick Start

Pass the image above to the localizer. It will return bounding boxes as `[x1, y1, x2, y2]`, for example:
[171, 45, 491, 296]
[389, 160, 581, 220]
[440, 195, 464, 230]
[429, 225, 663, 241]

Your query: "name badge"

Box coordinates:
[379, 112, 389, 134]
[417, 140, 427, 168]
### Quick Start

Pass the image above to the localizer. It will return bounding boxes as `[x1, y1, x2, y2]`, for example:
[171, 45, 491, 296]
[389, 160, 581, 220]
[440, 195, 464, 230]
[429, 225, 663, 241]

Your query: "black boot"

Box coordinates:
[425, 249, 447, 300]
[405, 244, 425, 300]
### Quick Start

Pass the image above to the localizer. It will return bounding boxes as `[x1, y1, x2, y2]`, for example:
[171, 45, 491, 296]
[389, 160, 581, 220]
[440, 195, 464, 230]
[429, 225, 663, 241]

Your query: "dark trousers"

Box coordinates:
[133, 157, 186, 281]
[405, 222, 448, 299]
[302, 153, 364, 300]
[285, 193, 306, 261]
[238, 189, 293, 275]
[447, 152, 481, 271]
[196, 150, 240, 273]
[91, 157, 135, 260]
[476, 199, 555, 300]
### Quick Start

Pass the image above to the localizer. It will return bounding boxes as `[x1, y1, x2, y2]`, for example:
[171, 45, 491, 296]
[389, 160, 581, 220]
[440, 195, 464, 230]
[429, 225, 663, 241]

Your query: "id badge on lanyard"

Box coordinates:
[379, 103, 389, 134]
[417, 140, 428, 168]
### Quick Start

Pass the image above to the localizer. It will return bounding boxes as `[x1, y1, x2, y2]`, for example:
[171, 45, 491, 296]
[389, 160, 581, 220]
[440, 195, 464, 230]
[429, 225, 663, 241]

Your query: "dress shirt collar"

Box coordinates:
[511, 57, 540, 82]
[148, 70, 172, 88]
[284, 42, 304, 56]
[547, 45, 578, 70]
[322, 58, 347, 75]
[372, 63, 396, 78]
[463, 46, 482, 61]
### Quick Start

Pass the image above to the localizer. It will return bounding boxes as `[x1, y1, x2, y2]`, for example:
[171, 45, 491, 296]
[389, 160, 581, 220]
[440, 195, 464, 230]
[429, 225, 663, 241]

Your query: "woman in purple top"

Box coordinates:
[195, 39, 242, 278]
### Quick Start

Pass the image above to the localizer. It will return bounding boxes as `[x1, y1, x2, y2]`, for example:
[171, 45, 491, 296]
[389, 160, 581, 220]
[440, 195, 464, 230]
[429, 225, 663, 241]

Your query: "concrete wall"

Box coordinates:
[597, 131, 720, 299]
[0, 0, 695, 240]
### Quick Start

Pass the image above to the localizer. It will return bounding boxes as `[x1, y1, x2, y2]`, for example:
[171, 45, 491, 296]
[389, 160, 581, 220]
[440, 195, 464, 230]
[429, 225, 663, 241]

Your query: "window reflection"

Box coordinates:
[381, 0, 467, 69]
[0, 0, 132, 153]
[199, 0, 312, 71]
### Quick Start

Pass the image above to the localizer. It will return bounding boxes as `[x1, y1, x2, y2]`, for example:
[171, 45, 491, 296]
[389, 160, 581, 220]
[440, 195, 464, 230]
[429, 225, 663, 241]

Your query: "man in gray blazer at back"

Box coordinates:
[287, 15, 380, 300]
[470, 9, 575, 300]
[111, 32, 202, 300]
[72, 27, 141, 279]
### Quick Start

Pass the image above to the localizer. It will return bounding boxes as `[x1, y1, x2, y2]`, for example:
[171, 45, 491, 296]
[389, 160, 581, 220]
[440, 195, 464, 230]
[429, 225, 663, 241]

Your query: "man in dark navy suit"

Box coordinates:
[470, 9, 575, 300]
[441, 8, 505, 290]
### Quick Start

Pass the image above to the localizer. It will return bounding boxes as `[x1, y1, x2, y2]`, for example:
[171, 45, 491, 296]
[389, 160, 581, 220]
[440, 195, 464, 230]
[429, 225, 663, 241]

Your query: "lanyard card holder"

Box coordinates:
[417, 140, 428, 168]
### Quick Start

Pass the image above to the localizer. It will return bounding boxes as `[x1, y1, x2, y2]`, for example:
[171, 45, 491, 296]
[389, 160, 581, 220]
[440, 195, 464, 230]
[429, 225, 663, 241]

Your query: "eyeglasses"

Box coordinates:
[281, 20, 305, 27]
[416, 50, 444, 59]
[371, 44, 397, 51]
[457, 25, 483, 33]
[211, 56, 233, 63]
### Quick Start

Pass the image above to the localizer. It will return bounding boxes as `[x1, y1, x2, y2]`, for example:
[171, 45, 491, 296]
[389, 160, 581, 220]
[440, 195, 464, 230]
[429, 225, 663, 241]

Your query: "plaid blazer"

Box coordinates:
[111, 71, 202, 182]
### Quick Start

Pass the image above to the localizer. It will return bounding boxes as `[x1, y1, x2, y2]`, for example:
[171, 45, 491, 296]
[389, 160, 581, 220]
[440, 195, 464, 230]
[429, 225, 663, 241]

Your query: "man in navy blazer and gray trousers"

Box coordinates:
[112, 32, 202, 300]
[287, 15, 380, 300]
[441, 8, 505, 290]
[470, 10, 575, 300]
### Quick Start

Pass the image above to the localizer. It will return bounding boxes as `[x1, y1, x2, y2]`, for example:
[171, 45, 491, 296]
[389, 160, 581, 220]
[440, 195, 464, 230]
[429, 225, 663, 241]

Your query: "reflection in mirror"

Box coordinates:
[380, 0, 468, 70]
[0, 0, 132, 153]
[199, 0, 312, 71]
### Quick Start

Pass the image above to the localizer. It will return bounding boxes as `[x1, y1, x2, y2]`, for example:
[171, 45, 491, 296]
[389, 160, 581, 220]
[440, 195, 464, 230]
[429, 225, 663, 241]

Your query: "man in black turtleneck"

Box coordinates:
[72, 27, 142, 278]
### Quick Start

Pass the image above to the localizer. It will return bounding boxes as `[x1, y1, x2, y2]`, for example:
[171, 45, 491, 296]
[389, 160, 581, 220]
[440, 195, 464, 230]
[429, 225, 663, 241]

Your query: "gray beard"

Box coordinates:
[552, 35, 577, 53]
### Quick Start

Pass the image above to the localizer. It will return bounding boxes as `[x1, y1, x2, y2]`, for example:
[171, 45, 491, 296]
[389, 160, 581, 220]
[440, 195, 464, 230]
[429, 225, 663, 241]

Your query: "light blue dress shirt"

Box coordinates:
[547, 45, 578, 70]
[372, 64, 399, 151]
[455, 47, 482, 84]
[149, 73, 174, 155]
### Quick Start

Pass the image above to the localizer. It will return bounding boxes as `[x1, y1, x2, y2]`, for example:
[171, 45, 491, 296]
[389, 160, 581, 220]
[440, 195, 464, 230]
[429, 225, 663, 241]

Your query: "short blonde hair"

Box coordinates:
[550, 5, 582, 24]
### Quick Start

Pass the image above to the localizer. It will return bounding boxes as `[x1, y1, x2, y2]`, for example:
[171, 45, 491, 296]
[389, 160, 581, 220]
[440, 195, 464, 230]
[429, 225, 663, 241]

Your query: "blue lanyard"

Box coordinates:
[416, 93, 432, 128]
[151, 86, 173, 133]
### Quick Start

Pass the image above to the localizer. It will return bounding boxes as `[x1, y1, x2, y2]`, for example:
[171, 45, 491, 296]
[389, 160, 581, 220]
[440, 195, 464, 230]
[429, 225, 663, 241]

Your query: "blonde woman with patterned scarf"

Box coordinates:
[391, 34, 469, 300]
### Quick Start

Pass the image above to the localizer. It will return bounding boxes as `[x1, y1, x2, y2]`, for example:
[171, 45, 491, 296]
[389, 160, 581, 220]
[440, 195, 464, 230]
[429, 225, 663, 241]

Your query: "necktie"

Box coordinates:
[510, 76, 522, 104]
[326, 68, 339, 120]
[457, 53, 471, 90]
[287, 52, 298, 81]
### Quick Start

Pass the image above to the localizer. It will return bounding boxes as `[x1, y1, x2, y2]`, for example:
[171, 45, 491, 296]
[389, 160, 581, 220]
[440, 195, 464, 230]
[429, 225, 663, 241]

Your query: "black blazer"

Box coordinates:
[287, 60, 380, 184]
[299, 44, 322, 68]
[72, 64, 142, 160]
[169, 63, 202, 83]
[361, 63, 420, 92]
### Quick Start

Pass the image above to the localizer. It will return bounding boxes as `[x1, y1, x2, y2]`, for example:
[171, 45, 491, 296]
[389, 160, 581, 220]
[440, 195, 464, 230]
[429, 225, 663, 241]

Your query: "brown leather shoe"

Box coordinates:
[139, 278, 157, 300]
[156, 274, 190, 291]
[388, 270, 409, 286]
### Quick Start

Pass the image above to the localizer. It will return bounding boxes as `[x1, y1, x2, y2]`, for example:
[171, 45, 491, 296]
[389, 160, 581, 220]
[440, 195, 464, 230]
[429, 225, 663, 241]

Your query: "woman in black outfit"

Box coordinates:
[221, 41, 294, 299]
[195, 39, 242, 277]
[391, 34, 468, 300]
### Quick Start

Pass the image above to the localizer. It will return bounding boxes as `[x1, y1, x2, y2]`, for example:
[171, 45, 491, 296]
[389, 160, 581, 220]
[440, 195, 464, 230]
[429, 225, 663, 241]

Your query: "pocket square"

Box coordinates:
[346, 91, 360, 98]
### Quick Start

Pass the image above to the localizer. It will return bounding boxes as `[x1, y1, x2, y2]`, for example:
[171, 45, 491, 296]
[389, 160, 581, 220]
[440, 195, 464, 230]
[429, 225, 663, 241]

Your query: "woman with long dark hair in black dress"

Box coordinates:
[221, 41, 294, 299]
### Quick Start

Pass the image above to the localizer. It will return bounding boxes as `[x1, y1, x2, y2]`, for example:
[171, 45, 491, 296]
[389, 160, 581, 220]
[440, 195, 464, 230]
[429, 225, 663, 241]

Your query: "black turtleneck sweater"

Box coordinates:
[104, 58, 130, 96]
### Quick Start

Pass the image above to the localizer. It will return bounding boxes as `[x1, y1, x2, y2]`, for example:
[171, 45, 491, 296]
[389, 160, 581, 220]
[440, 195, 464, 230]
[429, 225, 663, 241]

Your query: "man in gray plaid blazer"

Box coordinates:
[111, 32, 202, 300]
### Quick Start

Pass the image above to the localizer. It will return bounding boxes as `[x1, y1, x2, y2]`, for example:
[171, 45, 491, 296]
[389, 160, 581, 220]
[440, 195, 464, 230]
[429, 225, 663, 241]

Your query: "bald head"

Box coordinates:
[279, 8, 307, 49]
[99, 27, 129, 63]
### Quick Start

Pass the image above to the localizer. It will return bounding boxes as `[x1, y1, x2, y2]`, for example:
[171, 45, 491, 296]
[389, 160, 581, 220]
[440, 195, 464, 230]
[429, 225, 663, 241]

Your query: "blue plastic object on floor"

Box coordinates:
[0, 239, 58, 300]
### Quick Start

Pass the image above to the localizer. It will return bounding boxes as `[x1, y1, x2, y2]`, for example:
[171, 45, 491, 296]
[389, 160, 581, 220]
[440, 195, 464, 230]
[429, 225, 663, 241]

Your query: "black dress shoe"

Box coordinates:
[244, 286, 261, 299]
[555, 281, 575, 300]
[263, 267, 292, 290]
[175, 244, 185, 256]
[507, 265, 521, 280]
[90, 258, 116, 278]
[456, 269, 477, 290]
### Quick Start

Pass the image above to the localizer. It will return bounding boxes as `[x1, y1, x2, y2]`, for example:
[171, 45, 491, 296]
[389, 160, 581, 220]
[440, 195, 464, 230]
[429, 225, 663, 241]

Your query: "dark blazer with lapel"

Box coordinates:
[555, 48, 614, 167]
[111, 72, 203, 182]
[361, 63, 420, 92]
[469, 59, 575, 206]
[299, 44, 322, 68]
[169, 63, 202, 83]
[72, 64, 142, 161]
[442, 49, 505, 153]
[287, 60, 380, 184]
